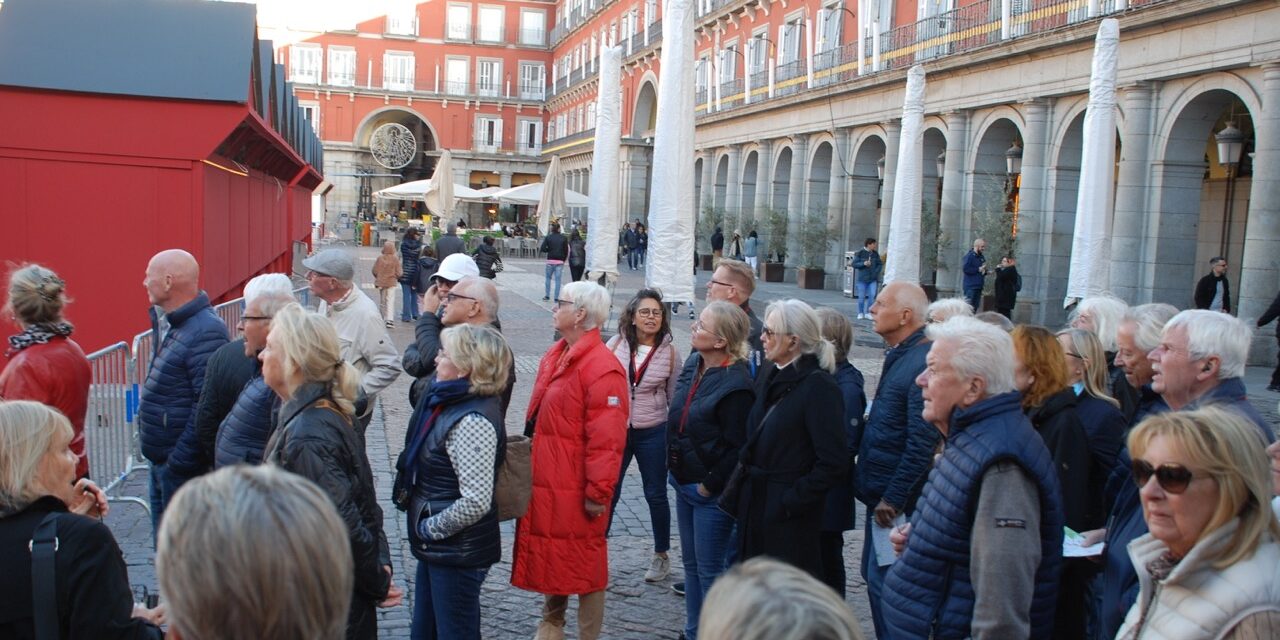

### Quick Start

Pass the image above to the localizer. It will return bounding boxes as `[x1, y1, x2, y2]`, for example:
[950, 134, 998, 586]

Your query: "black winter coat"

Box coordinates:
[399, 237, 422, 284]
[994, 264, 1021, 310]
[214, 371, 280, 468]
[473, 243, 501, 279]
[1193, 272, 1231, 313]
[823, 361, 866, 532]
[413, 256, 440, 294]
[264, 383, 390, 640]
[540, 232, 568, 261]
[1074, 392, 1125, 519]
[1108, 360, 1141, 424]
[435, 233, 465, 261]
[1027, 388, 1096, 530]
[1257, 290, 1280, 338]
[0, 497, 163, 640]
[665, 355, 754, 493]
[192, 338, 257, 475]
[733, 354, 847, 580]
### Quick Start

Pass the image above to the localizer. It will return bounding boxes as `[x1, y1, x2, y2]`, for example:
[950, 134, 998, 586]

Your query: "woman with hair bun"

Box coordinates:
[260, 303, 396, 640]
[0, 264, 92, 479]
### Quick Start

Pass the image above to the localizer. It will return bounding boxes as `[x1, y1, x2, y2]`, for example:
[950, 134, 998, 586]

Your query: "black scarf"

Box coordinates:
[7, 322, 73, 356]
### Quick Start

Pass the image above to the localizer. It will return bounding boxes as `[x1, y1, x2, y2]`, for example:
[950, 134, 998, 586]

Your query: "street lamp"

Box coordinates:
[876, 155, 886, 210]
[933, 150, 946, 286]
[1216, 121, 1245, 263]
[1005, 141, 1023, 176]
[1005, 141, 1023, 236]
[876, 155, 886, 180]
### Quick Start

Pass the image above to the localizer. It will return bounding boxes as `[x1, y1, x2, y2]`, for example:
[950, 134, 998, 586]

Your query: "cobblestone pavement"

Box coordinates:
[105, 244, 1280, 639]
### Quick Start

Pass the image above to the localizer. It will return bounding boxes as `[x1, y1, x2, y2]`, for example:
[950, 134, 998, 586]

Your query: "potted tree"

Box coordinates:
[919, 196, 952, 302]
[762, 208, 788, 282]
[796, 207, 831, 290]
[972, 179, 1019, 312]
[696, 203, 724, 272]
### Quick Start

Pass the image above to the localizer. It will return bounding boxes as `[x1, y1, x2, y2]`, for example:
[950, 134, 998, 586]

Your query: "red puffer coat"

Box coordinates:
[511, 328, 628, 595]
[0, 336, 92, 477]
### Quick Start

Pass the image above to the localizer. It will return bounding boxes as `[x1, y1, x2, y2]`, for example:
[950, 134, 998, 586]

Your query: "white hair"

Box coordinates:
[244, 273, 294, 306]
[561, 281, 611, 330]
[927, 297, 975, 324]
[1164, 309, 1251, 379]
[1122, 303, 1179, 354]
[764, 299, 837, 373]
[1072, 295, 1129, 352]
[926, 316, 1017, 396]
[455, 276, 500, 320]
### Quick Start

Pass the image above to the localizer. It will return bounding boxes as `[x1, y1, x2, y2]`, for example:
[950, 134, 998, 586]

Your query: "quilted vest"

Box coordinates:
[406, 395, 505, 567]
[882, 391, 1064, 639]
[213, 374, 277, 468]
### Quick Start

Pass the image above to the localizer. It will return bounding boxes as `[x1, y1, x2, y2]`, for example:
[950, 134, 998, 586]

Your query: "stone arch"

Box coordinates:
[352, 106, 440, 185]
[848, 132, 888, 251]
[921, 126, 948, 281]
[694, 156, 705, 209]
[966, 115, 1024, 262]
[714, 152, 730, 210]
[771, 145, 793, 213]
[632, 77, 659, 137]
[740, 148, 760, 232]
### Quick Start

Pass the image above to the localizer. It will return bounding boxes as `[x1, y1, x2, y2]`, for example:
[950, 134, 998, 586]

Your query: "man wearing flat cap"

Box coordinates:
[303, 249, 401, 433]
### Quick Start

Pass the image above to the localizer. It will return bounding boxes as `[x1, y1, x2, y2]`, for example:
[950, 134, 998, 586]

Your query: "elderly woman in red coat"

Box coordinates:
[512, 281, 629, 640]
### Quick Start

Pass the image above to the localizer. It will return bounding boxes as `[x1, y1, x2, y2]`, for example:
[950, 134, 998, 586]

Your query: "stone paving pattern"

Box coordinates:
[104, 244, 1280, 639]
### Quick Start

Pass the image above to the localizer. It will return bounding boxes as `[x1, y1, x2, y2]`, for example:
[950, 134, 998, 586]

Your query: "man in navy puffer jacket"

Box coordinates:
[138, 250, 229, 530]
[214, 289, 294, 468]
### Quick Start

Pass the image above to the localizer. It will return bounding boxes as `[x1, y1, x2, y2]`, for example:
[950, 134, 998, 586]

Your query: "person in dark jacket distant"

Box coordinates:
[666, 301, 755, 639]
[961, 238, 988, 311]
[1193, 256, 1231, 314]
[212, 287, 295, 468]
[622, 223, 640, 270]
[413, 246, 440, 300]
[1011, 325, 1093, 640]
[636, 223, 649, 267]
[138, 249, 230, 530]
[399, 325, 509, 640]
[399, 229, 423, 321]
[261, 304, 399, 640]
[568, 229, 586, 282]
[0, 401, 164, 640]
[732, 300, 846, 581]
[816, 308, 866, 598]
[472, 235, 501, 279]
[993, 255, 1021, 319]
[1256, 289, 1280, 391]
[0, 264, 92, 479]
[710, 227, 725, 270]
[541, 223, 569, 301]
[858, 281, 937, 637]
[435, 223, 466, 261]
[882, 317, 1063, 640]
[852, 238, 882, 320]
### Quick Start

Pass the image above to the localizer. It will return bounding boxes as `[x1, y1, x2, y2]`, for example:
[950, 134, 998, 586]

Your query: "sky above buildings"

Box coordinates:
[219, 0, 413, 48]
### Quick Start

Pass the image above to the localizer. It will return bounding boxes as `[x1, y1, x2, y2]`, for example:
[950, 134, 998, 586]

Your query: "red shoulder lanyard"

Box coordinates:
[629, 344, 659, 397]
[678, 359, 729, 434]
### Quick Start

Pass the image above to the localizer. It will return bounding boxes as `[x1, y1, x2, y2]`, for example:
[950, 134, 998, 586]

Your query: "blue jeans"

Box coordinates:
[627, 247, 639, 269]
[401, 282, 419, 320]
[672, 476, 736, 640]
[544, 263, 563, 300]
[608, 425, 671, 553]
[148, 462, 180, 537]
[964, 286, 983, 312]
[638, 247, 647, 266]
[860, 511, 890, 639]
[855, 281, 878, 315]
[410, 561, 488, 640]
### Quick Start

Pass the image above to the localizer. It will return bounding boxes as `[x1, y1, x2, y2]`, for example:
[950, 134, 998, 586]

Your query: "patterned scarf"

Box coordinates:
[1146, 550, 1182, 582]
[7, 322, 74, 356]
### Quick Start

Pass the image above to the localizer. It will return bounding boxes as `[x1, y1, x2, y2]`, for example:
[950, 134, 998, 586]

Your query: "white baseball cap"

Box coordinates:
[434, 253, 480, 282]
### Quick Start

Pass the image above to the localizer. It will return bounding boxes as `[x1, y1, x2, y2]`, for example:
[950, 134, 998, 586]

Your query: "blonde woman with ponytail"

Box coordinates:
[260, 304, 398, 640]
[728, 299, 847, 583]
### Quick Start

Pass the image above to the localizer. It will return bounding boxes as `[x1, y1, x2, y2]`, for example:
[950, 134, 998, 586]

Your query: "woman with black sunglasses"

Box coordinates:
[1116, 406, 1280, 639]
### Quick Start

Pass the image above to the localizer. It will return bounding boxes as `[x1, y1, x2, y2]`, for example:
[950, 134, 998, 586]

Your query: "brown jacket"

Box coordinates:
[372, 253, 402, 288]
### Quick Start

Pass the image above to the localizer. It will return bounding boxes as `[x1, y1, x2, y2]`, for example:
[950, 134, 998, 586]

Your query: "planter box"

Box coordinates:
[797, 267, 825, 290]
[763, 262, 785, 282]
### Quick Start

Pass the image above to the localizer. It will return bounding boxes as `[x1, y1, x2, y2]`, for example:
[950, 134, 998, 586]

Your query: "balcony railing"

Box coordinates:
[519, 27, 547, 46]
[446, 23, 472, 41]
[516, 141, 543, 156]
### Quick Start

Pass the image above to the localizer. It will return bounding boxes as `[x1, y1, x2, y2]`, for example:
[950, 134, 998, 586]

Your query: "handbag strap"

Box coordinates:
[30, 512, 59, 640]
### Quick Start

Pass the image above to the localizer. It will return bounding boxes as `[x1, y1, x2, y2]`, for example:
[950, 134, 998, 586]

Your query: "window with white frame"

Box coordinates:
[874, 0, 894, 29]
[557, 113, 568, 137]
[327, 47, 356, 86]
[720, 42, 738, 82]
[610, 20, 619, 46]
[518, 118, 543, 154]
[383, 52, 414, 91]
[446, 57, 469, 95]
[547, 117, 556, 142]
[586, 101, 596, 129]
[519, 62, 545, 99]
[817, 3, 842, 52]
[476, 115, 503, 152]
[447, 3, 471, 40]
[478, 6, 503, 42]
[695, 54, 710, 95]
[748, 30, 768, 75]
[646, 0, 657, 25]
[386, 5, 418, 35]
[779, 16, 803, 64]
[477, 59, 501, 96]
[289, 44, 321, 84]
[519, 9, 545, 45]
[299, 102, 320, 135]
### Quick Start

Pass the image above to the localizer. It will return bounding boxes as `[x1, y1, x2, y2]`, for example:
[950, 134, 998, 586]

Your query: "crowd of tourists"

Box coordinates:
[2, 245, 1279, 640]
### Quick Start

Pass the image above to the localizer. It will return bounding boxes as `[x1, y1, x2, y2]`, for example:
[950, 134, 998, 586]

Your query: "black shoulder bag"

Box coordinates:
[30, 513, 60, 640]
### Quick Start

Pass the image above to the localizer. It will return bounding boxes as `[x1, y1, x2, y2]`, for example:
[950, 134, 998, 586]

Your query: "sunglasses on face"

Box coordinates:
[1131, 459, 1197, 494]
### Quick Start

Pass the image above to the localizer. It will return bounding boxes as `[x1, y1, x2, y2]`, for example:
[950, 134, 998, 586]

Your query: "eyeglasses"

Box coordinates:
[635, 308, 662, 318]
[692, 320, 723, 338]
[553, 298, 575, 310]
[237, 315, 271, 325]
[708, 279, 735, 289]
[434, 278, 458, 288]
[761, 327, 780, 338]
[1131, 459, 1198, 494]
[445, 292, 477, 303]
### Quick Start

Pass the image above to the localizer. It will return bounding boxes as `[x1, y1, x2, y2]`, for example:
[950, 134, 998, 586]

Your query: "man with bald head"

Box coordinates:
[138, 249, 229, 531]
[856, 281, 940, 638]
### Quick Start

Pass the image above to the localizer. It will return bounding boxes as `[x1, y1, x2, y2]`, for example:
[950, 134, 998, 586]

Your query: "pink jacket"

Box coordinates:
[607, 334, 680, 429]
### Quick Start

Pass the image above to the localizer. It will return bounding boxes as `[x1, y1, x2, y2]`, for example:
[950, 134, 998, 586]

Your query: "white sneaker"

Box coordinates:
[644, 553, 671, 582]
[857, 313, 865, 320]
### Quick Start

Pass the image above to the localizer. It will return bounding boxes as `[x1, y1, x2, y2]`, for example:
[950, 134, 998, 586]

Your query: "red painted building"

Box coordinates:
[0, 0, 323, 357]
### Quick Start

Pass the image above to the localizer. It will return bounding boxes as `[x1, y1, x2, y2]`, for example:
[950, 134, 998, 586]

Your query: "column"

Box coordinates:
[786, 135, 809, 266]
[1111, 82, 1156, 303]
[755, 139, 774, 220]
[1239, 63, 1280, 364]
[937, 111, 969, 296]
[830, 128, 852, 261]
[878, 120, 901, 245]
[1015, 98, 1052, 324]
[699, 149, 715, 209]
[723, 144, 743, 234]
[499, 171, 514, 189]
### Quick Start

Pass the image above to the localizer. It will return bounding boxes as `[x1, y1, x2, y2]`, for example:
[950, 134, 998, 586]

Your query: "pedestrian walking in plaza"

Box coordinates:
[512, 282, 628, 640]
[1256, 289, 1280, 391]
[994, 255, 1021, 319]
[305, 249, 402, 434]
[743, 230, 759, 276]
[568, 229, 586, 282]
[157, 466, 355, 640]
[605, 289, 679, 582]
[1193, 256, 1232, 314]
[399, 325, 510, 640]
[260, 305, 398, 640]
[399, 229, 423, 321]
[373, 240, 401, 326]
[436, 223, 465, 261]
[472, 235, 502, 280]
[710, 227, 724, 270]
[698, 558, 864, 640]
[816, 308, 867, 598]
[0, 264, 91, 479]
[541, 222, 569, 301]
[637, 223, 649, 267]
[666, 301, 755, 639]
[728, 300, 846, 582]
[859, 282, 937, 637]
[1072, 295, 1140, 422]
[623, 222, 640, 270]
[961, 238, 988, 311]
[413, 246, 440, 310]
[211, 282, 294, 468]
[0, 401, 164, 639]
[852, 238, 881, 320]
[729, 231, 743, 260]
[138, 249, 229, 529]
[882, 317, 1064, 640]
